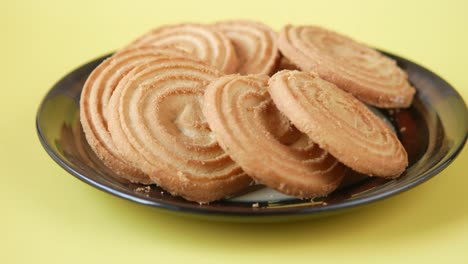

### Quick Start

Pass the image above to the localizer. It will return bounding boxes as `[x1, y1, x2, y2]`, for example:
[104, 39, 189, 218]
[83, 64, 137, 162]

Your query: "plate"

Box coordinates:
[36, 51, 468, 221]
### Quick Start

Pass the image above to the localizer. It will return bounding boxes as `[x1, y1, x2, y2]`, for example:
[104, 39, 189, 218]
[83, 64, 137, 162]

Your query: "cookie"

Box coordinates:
[268, 70, 408, 178]
[278, 25, 416, 108]
[80, 46, 189, 184]
[127, 23, 238, 74]
[203, 74, 346, 198]
[106, 56, 252, 203]
[214, 20, 280, 75]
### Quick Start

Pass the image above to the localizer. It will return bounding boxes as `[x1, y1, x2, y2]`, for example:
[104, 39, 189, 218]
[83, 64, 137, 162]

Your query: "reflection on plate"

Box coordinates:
[36, 51, 467, 221]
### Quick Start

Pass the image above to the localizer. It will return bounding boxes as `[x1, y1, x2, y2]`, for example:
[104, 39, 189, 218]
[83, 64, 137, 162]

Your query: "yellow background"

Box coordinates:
[2, 0, 467, 263]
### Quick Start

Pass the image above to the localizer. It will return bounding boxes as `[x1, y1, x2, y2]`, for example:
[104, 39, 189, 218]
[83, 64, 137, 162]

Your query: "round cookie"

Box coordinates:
[213, 20, 280, 75]
[268, 70, 408, 178]
[106, 56, 251, 203]
[278, 25, 416, 108]
[127, 23, 239, 74]
[80, 46, 188, 184]
[203, 74, 346, 198]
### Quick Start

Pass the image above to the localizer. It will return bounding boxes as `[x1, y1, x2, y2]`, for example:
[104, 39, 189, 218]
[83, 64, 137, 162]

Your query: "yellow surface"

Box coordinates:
[2, 0, 467, 263]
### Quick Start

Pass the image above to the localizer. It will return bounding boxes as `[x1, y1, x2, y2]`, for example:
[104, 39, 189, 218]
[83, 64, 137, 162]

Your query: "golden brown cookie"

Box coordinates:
[278, 25, 416, 108]
[106, 57, 252, 203]
[80, 46, 188, 184]
[203, 74, 346, 198]
[269, 70, 408, 178]
[213, 20, 280, 75]
[127, 23, 239, 74]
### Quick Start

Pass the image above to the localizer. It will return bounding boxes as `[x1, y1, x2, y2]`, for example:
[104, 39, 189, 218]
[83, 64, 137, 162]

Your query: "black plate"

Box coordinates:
[36, 51, 467, 221]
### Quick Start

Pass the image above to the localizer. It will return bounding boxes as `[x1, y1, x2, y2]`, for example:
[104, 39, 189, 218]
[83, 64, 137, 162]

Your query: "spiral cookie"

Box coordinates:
[213, 20, 280, 75]
[106, 57, 251, 203]
[80, 46, 190, 184]
[203, 74, 346, 198]
[127, 23, 238, 74]
[269, 70, 408, 178]
[278, 25, 416, 108]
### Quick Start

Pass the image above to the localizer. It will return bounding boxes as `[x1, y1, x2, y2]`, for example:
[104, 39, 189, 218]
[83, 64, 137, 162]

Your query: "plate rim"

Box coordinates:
[36, 51, 468, 218]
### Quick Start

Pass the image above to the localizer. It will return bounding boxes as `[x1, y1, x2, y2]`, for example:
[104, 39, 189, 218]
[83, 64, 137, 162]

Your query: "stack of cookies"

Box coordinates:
[80, 21, 415, 203]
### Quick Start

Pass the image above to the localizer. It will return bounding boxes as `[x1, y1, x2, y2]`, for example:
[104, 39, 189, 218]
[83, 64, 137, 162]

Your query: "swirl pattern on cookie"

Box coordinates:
[269, 70, 408, 178]
[80, 46, 189, 184]
[203, 74, 346, 198]
[214, 20, 280, 75]
[127, 23, 238, 74]
[106, 57, 251, 203]
[278, 25, 415, 108]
